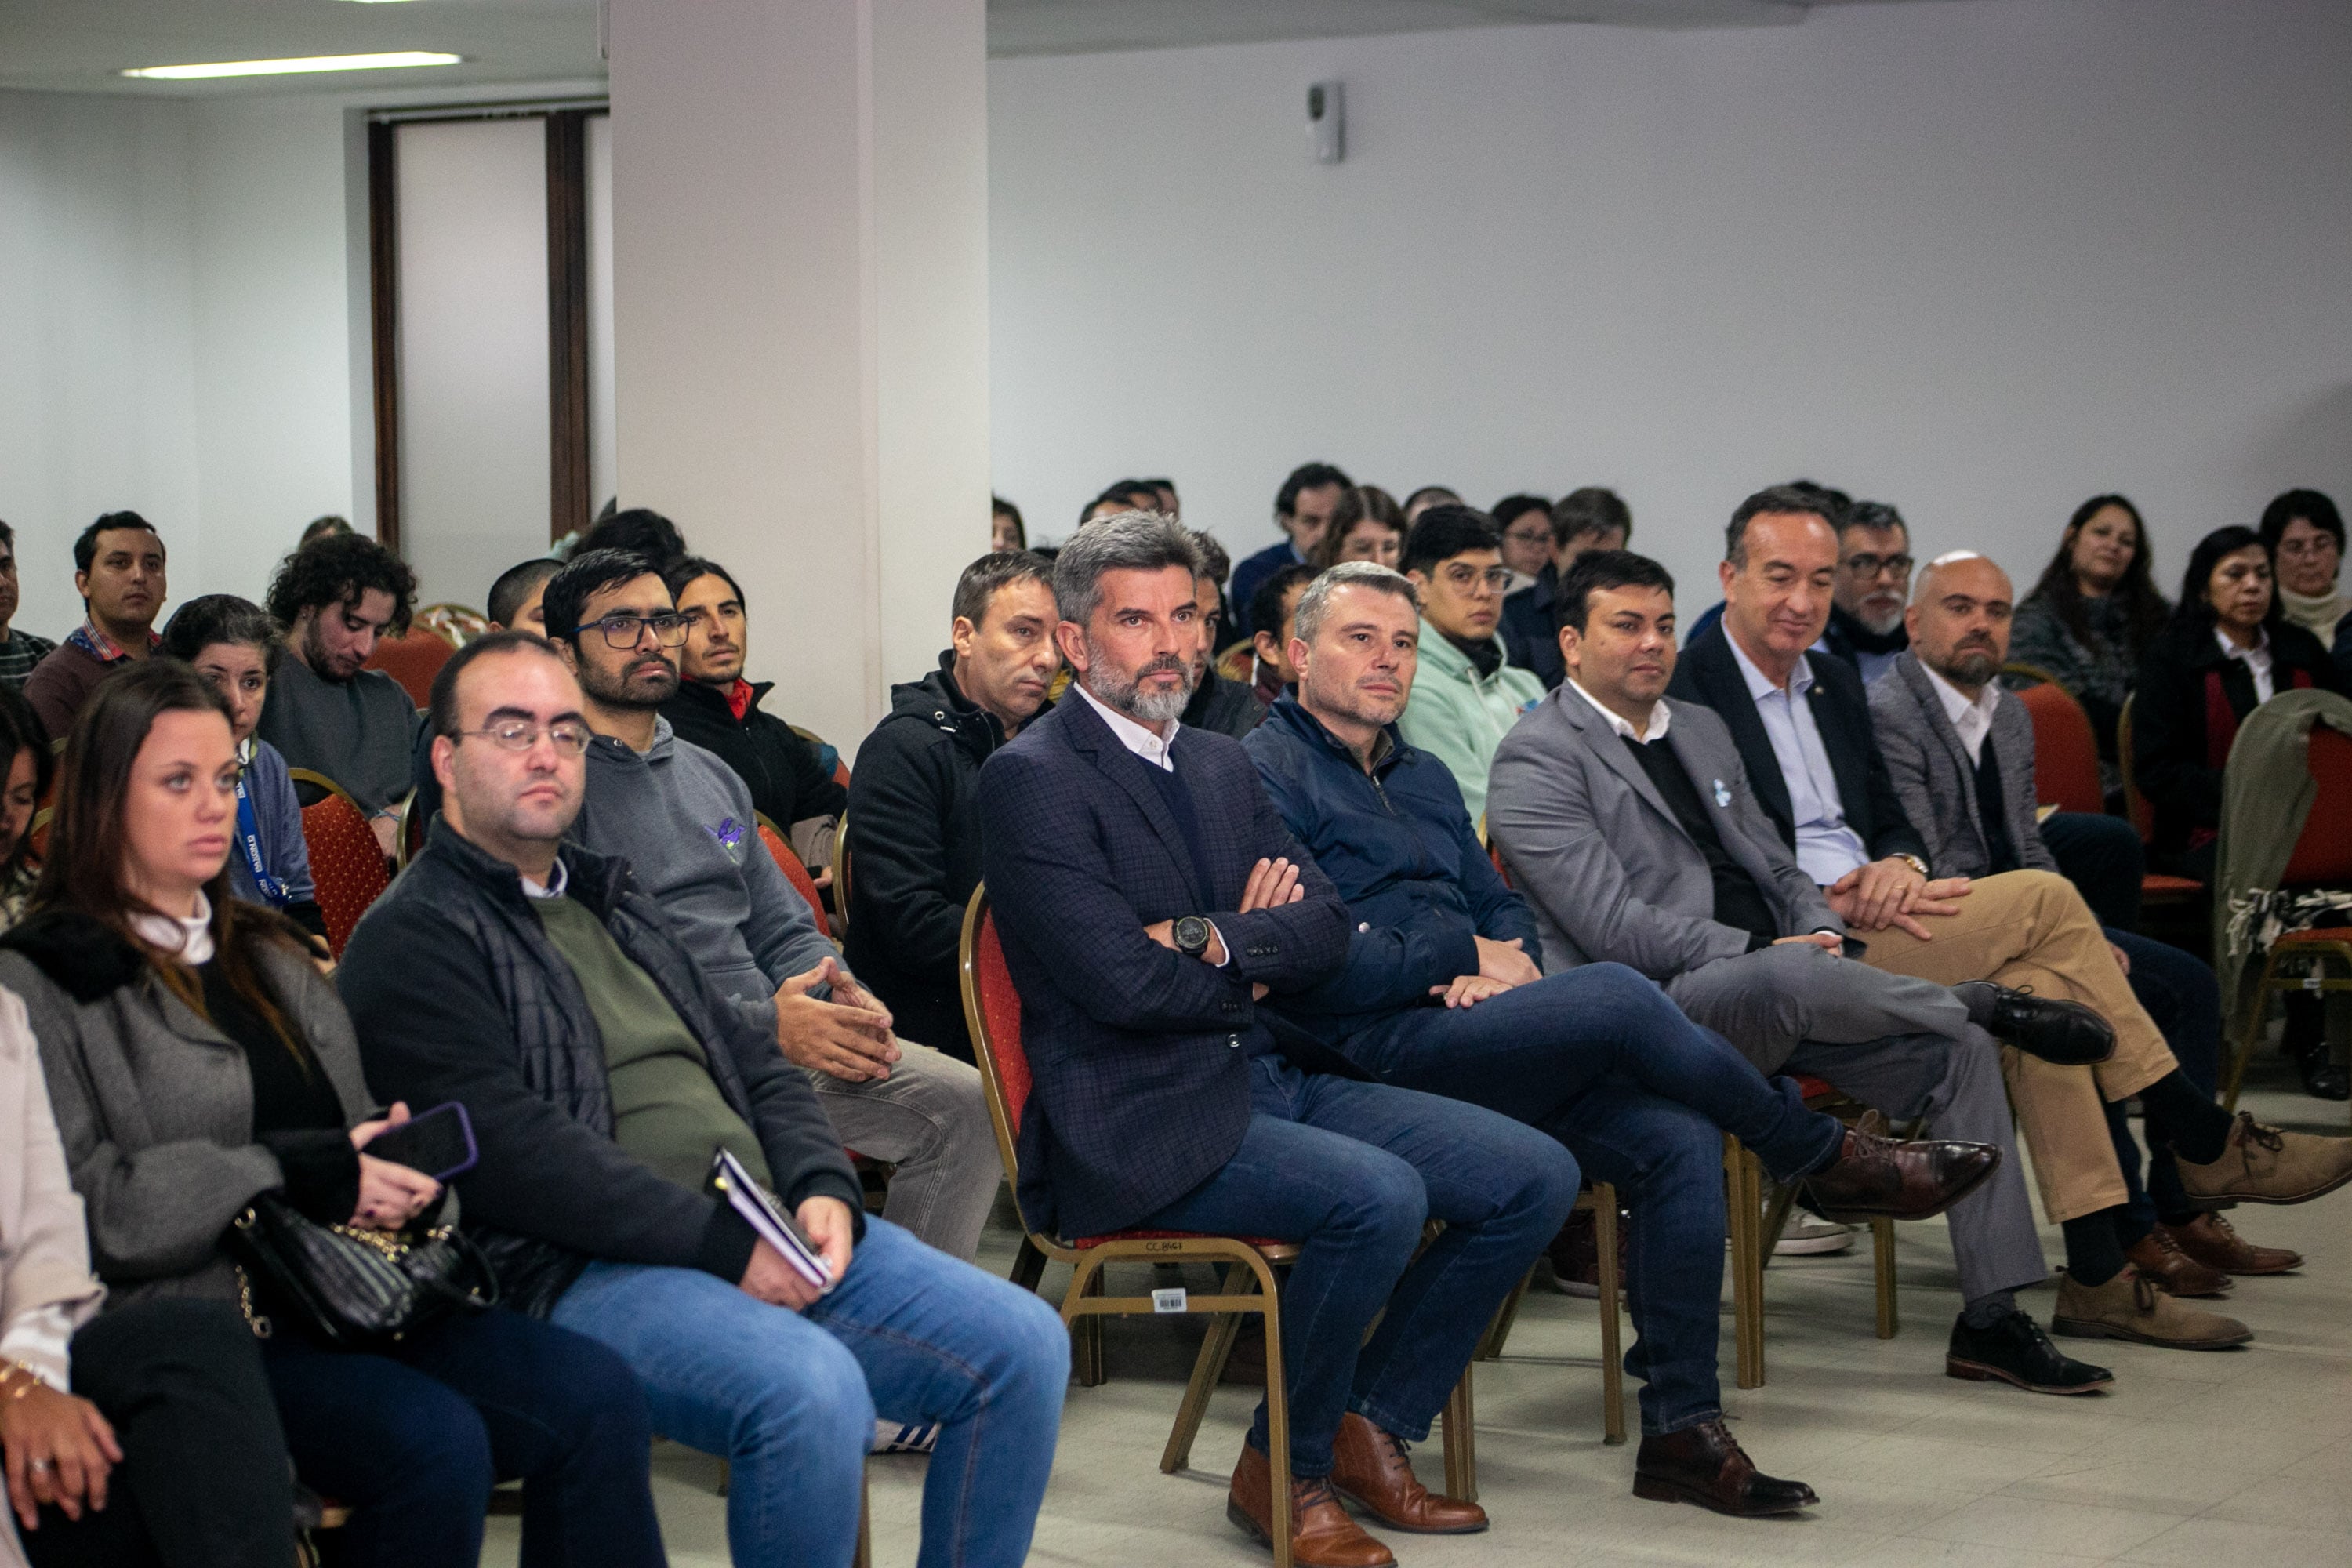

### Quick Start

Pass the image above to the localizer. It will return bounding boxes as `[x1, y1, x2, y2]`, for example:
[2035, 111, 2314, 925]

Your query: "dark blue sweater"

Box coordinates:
[1243, 696, 1540, 1044]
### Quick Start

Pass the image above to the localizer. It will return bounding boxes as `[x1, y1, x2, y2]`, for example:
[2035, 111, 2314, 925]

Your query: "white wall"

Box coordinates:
[986, 0, 2352, 609]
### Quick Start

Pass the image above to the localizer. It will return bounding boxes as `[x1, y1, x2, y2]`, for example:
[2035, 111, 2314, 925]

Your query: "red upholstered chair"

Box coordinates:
[2223, 725, 2352, 1111]
[289, 770, 390, 959]
[361, 630, 455, 709]
[757, 814, 831, 940]
[789, 724, 852, 791]
[2016, 678, 2200, 909]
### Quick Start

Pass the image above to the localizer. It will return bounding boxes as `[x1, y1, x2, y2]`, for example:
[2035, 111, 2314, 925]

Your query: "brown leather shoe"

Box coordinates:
[1329, 1413, 1486, 1534]
[1228, 1443, 1395, 1567]
[1632, 1417, 1818, 1517]
[2052, 1267, 2252, 1349]
[1800, 1120, 2000, 1223]
[2161, 1213, 2302, 1276]
[1544, 1207, 1626, 1299]
[2125, 1229, 2230, 1298]
[2175, 1112, 2352, 1206]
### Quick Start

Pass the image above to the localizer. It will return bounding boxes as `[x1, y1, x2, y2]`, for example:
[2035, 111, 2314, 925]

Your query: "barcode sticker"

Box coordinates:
[1152, 1287, 1187, 1313]
[2305, 976, 2325, 991]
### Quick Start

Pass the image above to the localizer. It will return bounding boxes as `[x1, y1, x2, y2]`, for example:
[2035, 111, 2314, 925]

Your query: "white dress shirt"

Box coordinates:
[2215, 626, 2276, 704]
[520, 857, 570, 899]
[1726, 635, 1871, 883]
[1919, 662, 2004, 767]
[1566, 677, 1671, 743]
[1075, 681, 1176, 771]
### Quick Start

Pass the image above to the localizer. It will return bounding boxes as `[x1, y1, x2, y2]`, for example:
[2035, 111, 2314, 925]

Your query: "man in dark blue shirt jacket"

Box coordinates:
[1243, 561, 1999, 1520]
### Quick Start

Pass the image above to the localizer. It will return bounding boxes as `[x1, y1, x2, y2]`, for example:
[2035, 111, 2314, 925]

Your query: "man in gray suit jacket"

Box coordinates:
[1487, 551, 2117, 1396]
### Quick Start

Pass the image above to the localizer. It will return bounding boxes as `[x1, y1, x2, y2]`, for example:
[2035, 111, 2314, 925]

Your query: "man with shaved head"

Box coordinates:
[1871, 550, 2311, 1294]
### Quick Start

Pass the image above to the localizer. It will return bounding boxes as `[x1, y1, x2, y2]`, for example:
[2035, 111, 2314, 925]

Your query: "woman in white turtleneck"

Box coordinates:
[2260, 488, 2347, 648]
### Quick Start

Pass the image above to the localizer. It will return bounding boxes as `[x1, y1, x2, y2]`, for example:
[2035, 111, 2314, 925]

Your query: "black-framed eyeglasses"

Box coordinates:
[1842, 553, 1914, 580]
[459, 721, 593, 755]
[575, 612, 689, 648]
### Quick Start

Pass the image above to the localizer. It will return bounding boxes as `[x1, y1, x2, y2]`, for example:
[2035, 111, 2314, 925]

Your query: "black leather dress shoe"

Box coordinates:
[1632, 1418, 1817, 1517]
[1802, 1123, 2000, 1223]
[2294, 1040, 2351, 1101]
[1953, 982, 2116, 1065]
[1945, 1308, 2114, 1395]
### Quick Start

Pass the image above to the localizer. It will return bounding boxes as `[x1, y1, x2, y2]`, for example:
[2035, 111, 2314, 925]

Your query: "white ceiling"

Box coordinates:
[0, 0, 1958, 96]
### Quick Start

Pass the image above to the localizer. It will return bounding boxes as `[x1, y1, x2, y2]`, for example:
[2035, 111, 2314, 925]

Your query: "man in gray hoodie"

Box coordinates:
[542, 550, 1001, 1291]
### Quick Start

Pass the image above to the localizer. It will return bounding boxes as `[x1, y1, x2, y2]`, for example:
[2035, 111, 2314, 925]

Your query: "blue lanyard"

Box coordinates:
[234, 766, 292, 909]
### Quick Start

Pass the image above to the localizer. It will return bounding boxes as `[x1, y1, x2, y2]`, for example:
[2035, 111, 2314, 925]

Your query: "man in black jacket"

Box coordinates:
[661, 555, 848, 887]
[340, 632, 1065, 1568]
[845, 551, 1058, 1061]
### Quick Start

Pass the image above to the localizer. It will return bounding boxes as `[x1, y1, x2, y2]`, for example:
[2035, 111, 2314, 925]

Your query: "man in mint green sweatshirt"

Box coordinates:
[1396, 506, 1544, 822]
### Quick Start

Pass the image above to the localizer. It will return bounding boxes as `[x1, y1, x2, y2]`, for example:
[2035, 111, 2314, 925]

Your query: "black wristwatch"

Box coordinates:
[1173, 915, 1214, 960]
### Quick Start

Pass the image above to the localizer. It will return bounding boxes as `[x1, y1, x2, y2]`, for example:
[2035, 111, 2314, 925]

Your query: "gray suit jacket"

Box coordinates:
[1869, 653, 2056, 881]
[1486, 684, 1842, 980]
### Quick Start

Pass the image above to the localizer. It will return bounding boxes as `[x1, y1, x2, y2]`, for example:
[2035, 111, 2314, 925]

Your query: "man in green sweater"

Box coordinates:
[1396, 506, 1544, 822]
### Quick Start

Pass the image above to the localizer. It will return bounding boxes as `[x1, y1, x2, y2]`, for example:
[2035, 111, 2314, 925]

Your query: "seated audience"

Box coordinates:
[981, 515, 1573, 1566]
[1401, 485, 1461, 522]
[991, 495, 1027, 553]
[1307, 485, 1406, 570]
[1396, 506, 1542, 822]
[25, 514, 166, 742]
[1181, 532, 1265, 739]
[1818, 499, 1915, 684]
[340, 633, 1064, 1567]
[0, 522, 56, 691]
[256, 534, 419, 861]
[159, 597, 326, 943]
[2133, 524, 2349, 883]
[1493, 493, 1554, 590]
[2007, 494, 2171, 799]
[488, 557, 561, 636]
[0, 688, 45, 927]
[548, 553, 1000, 1272]
[2259, 488, 2347, 669]
[2, 989, 299, 1568]
[1492, 550, 2139, 1388]
[1248, 562, 1994, 1515]
[574, 506, 688, 572]
[1247, 564, 1319, 708]
[1501, 486, 1632, 688]
[1670, 496, 2352, 1342]
[846, 552, 1058, 1063]
[1871, 551, 2307, 1283]
[0, 661, 662, 1568]
[1230, 462, 1351, 641]
[659, 555, 847, 884]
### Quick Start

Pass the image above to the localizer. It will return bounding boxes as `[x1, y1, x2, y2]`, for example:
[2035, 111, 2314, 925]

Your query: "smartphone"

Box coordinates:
[365, 1102, 478, 1183]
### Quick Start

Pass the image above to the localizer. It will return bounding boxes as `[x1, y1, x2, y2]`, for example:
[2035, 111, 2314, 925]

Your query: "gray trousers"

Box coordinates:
[808, 1039, 1002, 1262]
[1668, 945, 2049, 1304]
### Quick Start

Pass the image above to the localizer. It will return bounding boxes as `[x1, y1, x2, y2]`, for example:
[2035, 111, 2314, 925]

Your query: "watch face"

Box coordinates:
[1175, 916, 1209, 952]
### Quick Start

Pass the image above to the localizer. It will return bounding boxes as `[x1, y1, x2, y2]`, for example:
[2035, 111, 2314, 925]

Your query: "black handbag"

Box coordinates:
[225, 1192, 499, 1348]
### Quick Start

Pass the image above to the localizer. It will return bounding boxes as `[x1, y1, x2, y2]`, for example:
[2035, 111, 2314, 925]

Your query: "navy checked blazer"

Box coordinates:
[978, 691, 1355, 1240]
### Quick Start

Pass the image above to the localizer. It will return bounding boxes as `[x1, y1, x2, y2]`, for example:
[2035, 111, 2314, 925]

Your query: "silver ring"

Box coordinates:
[27, 1459, 52, 1474]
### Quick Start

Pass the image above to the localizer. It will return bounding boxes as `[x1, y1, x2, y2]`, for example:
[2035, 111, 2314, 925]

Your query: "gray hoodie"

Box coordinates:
[570, 717, 839, 1039]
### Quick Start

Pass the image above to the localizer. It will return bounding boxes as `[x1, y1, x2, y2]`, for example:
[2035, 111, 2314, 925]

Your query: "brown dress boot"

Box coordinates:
[1632, 1417, 1818, 1517]
[1329, 1413, 1487, 1534]
[2052, 1267, 2252, 1349]
[1228, 1443, 1396, 1568]
[2161, 1213, 2302, 1276]
[2124, 1229, 2230, 1298]
[2175, 1113, 2352, 1206]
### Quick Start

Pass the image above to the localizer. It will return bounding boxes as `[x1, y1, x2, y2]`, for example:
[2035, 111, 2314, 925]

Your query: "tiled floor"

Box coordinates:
[488, 1058, 2352, 1567]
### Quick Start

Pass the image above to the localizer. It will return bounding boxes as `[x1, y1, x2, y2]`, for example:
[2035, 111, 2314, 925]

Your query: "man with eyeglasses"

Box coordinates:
[1820, 500, 1915, 684]
[536, 554, 1002, 1364]
[1395, 506, 1544, 822]
[339, 630, 1065, 1568]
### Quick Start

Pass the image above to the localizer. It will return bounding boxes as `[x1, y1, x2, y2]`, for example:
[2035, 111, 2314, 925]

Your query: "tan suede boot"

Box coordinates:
[2175, 1112, 2352, 1206]
[2052, 1267, 2252, 1349]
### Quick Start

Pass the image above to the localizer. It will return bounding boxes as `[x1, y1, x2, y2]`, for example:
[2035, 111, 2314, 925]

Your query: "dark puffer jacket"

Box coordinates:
[843, 656, 1029, 1062]
[660, 677, 848, 837]
[337, 820, 861, 1317]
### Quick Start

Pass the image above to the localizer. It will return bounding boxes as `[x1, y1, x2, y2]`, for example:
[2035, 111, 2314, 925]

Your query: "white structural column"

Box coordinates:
[606, 0, 990, 749]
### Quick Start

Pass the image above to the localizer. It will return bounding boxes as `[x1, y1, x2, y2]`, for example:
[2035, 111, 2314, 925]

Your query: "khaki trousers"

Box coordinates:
[1857, 869, 2175, 1224]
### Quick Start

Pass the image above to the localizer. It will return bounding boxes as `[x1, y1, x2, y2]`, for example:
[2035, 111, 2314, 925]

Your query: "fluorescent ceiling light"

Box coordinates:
[121, 51, 461, 81]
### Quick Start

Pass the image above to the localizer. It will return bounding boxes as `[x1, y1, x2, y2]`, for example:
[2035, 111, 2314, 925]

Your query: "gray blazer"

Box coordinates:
[1486, 684, 1841, 980]
[1869, 652, 2056, 881]
[0, 924, 376, 1308]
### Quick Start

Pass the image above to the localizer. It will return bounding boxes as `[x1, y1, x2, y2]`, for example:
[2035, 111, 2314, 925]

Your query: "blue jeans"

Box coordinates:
[550, 1218, 1066, 1568]
[2101, 928, 2223, 1231]
[1334, 964, 1844, 1437]
[260, 1305, 662, 1568]
[1140, 1054, 1577, 1476]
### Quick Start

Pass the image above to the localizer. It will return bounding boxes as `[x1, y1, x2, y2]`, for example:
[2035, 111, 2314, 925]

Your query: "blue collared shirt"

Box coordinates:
[1726, 634, 1871, 884]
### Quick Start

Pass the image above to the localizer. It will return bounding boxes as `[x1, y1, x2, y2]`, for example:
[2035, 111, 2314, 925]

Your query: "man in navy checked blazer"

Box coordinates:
[981, 514, 1576, 1568]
